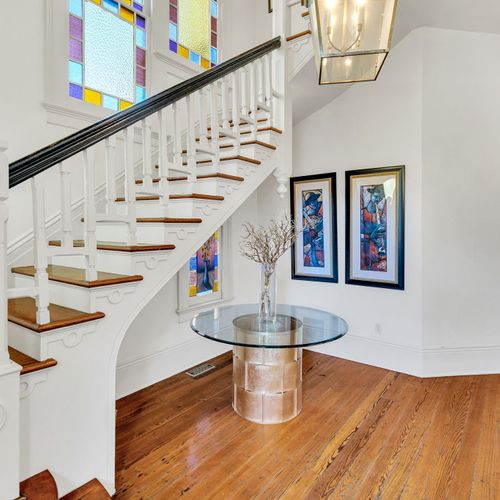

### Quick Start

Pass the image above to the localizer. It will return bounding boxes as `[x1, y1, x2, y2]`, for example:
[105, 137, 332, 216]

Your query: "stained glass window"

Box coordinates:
[168, 0, 218, 69]
[68, 0, 147, 110]
[189, 231, 220, 297]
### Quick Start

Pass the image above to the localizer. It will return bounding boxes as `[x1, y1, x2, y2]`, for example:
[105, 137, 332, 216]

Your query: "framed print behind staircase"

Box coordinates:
[290, 173, 338, 283]
[346, 165, 405, 290]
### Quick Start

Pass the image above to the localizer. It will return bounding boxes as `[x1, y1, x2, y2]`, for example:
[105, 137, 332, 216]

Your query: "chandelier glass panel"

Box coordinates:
[306, 0, 398, 84]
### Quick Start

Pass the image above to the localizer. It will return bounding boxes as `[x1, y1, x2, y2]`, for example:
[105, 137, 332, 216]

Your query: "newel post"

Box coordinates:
[272, 0, 293, 198]
[0, 140, 21, 500]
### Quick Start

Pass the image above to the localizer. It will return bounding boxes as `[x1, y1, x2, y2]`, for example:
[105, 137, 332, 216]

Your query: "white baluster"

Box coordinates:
[83, 149, 98, 282]
[198, 89, 209, 147]
[264, 53, 273, 110]
[185, 95, 196, 189]
[209, 82, 221, 173]
[123, 128, 138, 245]
[249, 62, 258, 140]
[231, 71, 241, 155]
[221, 76, 230, 130]
[141, 118, 153, 191]
[0, 143, 10, 361]
[59, 163, 73, 248]
[158, 109, 169, 210]
[31, 176, 50, 324]
[257, 57, 265, 105]
[105, 136, 117, 216]
[172, 102, 183, 171]
[240, 67, 249, 117]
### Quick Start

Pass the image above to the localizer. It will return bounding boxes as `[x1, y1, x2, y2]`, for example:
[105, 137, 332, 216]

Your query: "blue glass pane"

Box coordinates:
[69, 0, 83, 17]
[189, 51, 200, 65]
[102, 94, 119, 110]
[211, 1, 218, 18]
[210, 47, 217, 64]
[103, 0, 119, 14]
[213, 254, 218, 268]
[168, 22, 177, 42]
[69, 61, 83, 84]
[189, 257, 197, 271]
[136, 27, 146, 49]
[84, 2, 135, 102]
[136, 85, 146, 102]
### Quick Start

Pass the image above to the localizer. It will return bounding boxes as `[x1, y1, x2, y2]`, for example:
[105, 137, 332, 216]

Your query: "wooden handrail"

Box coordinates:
[9, 36, 282, 188]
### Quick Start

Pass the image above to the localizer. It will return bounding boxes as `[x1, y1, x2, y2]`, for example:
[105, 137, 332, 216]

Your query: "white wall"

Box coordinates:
[259, 27, 500, 377]
[421, 29, 500, 375]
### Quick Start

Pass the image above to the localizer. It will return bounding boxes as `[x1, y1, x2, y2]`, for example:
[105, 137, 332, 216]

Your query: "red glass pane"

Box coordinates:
[211, 32, 217, 47]
[211, 17, 217, 32]
[136, 66, 146, 86]
[136, 47, 146, 67]
[69, 15, 83, 40]
[170, 5, 177, 23]
[69, 38, 83, 62]
[170, 0, 177, 5]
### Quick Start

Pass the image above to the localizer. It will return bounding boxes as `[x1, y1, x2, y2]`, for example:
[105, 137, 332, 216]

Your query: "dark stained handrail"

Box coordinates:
[9, 36, 281, 188]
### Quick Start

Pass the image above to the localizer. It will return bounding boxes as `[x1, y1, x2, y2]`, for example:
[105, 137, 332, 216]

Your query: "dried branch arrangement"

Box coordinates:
[240, 214, 302, 319]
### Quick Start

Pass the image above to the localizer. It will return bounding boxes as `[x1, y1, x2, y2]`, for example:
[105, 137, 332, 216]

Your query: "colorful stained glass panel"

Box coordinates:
[178, 0, 210, 59]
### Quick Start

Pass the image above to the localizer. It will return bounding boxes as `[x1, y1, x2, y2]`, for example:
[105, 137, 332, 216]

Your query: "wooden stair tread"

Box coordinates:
[220, 140, 277, 151]
[181, 155, 261, 167]
[9, 347, 57, 376]
[302, 9, 309, 17]
[136, 173, 244, 184]
[49, 240, 175, 252]
[204, 126, 282, 141]
[12, 265, 143, 289]
[115, 193, 224, 202]
[137, 217, 202, 224]
[61, 479, 111, 500]
[9, 297, 105, 333]
[204, 117, 268, 134]
[20, 469, 58, 500]
[286, 29, 311, 42]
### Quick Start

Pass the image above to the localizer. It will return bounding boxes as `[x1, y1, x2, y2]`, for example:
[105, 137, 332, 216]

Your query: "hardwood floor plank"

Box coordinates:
[115, 351, 500, 500]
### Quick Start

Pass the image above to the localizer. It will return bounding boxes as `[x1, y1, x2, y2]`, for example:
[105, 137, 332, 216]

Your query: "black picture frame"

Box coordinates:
[290, 173, 339, 283]
[345, 165, 405, 290]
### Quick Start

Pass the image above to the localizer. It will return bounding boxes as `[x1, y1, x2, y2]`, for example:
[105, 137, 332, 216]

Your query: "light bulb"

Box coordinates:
[344, 58, 352, 67]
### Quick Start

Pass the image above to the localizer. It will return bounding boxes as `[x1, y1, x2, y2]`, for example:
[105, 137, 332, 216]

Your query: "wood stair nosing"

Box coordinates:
[61, 478, 111, 500]
[11, 265, 144, 289]
[115, 193, 225, 202]
[202, 126, 282, 141]
[19, 469, 58, 500]
[180, 155, 261, 167]
[286, 29, 312, 42]
[49, 240, 176, 253]
[8, 297, 105, 334]
[219, 140, 277, 151]
[9, 346, 57, 376]
[136, 217, 203, 224]
[135, 173, 245, 185]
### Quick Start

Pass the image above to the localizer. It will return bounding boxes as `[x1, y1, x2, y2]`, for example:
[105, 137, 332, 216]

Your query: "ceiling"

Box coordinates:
[292, 0, 500, 124]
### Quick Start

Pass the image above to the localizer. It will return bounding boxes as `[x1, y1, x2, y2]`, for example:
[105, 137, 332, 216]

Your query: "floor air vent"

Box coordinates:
[186, 363, 216, 378]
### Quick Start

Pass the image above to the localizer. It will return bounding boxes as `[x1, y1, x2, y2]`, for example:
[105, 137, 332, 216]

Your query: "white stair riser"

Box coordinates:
[12, 274, 140, 313]
[138, 179, 242, 197]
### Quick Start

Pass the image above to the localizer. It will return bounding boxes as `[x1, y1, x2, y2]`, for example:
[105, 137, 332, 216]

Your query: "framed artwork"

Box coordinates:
[345, 165, 405, 290]
[290, 173, 339, 283]
[177, 223, 233, 321]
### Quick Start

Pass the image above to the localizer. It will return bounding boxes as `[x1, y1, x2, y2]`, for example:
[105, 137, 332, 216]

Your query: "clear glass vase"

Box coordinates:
[259, 263, 277, 324]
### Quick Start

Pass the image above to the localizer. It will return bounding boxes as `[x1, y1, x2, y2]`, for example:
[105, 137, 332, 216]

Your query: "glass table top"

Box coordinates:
[190, 304, 349, 349]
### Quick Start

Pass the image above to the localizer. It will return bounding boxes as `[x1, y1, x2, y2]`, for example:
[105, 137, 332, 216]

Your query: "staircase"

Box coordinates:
[0, 0, 312, 497]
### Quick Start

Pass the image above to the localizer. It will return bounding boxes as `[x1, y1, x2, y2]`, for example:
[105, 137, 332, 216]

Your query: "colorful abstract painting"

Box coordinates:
[291, 174, 338, 283]
[359, 184, 388, 272]
[189, 231, 219, 297]
[346, 166, 405, 290]
[302, 189, 325, 268]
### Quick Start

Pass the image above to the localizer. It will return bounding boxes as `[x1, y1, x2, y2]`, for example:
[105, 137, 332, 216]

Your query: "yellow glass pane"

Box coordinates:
[189, 286, 197, 297]
[84, 88, 102, 106]
[90, 0, 101, 4]
[120, 6, 134, 23]
[122, 0, 132, 4]
[178, 45, 189, 59]
[213, 281, 219, 292]
[120, 100, 133, 110]
[201, 57, 210, 69]
[178, 0, 210, 60]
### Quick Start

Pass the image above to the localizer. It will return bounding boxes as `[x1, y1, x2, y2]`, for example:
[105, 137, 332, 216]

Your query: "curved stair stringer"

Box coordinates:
[11, 137, 281, 497]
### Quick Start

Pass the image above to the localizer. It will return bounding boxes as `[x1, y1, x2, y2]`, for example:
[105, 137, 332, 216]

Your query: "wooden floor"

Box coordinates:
[115, 351, 500, 499]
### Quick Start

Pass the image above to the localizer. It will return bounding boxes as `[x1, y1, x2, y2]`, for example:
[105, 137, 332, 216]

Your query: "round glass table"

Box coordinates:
[191, 304, 348, 424]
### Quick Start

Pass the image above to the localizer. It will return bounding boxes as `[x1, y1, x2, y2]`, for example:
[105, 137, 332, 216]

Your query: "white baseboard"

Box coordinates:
[116, 337, 231, 399]
[307, 334, 500, 378]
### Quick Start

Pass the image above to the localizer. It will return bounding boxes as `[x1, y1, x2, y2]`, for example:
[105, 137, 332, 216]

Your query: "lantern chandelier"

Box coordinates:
[303, 0, 398, 84]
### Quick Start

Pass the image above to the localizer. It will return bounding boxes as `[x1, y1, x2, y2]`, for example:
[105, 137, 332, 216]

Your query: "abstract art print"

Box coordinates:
[346, 166, 405, 290]
[189, 231, 220, 297]
[290, 173, 338, 283]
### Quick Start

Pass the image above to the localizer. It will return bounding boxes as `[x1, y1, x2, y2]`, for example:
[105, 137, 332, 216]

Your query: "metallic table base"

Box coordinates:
[232, 346, 303, 424]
